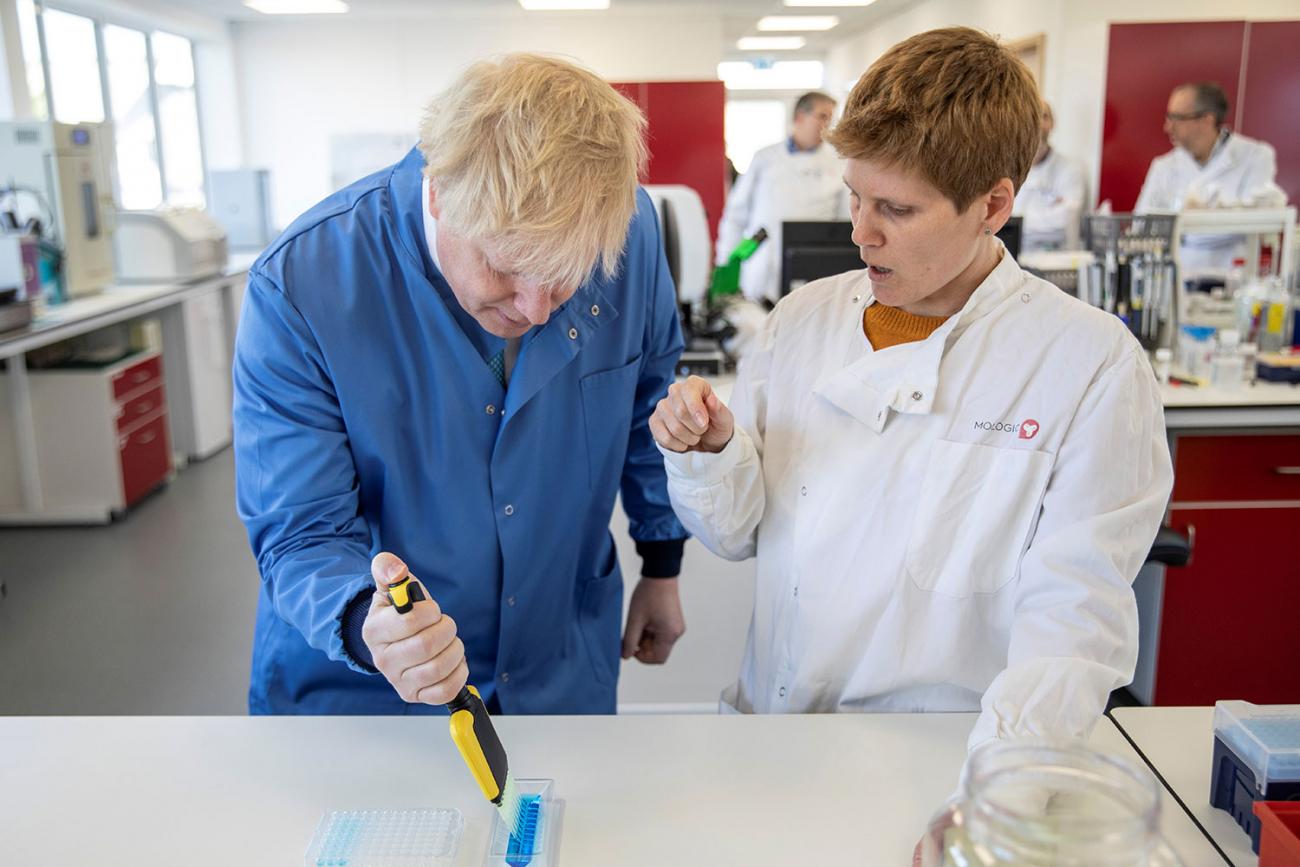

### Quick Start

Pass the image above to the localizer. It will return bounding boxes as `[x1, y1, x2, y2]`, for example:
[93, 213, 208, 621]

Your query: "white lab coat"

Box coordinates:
[661, 251, 1173, 760]
[716, 140, 848, 304]
[1013, 149, 1088, 252]
[1135, 132, 1287, 272]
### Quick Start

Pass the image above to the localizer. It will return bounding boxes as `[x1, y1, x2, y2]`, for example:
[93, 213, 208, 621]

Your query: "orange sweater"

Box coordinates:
[863, 303, 948, 350]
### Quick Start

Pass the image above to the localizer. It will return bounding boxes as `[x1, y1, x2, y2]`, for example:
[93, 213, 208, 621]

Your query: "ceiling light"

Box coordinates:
[518, 0, 610, 9]
[783, 0, 876, 7]
[757, 16, 839, 31]
[718, 60, 825, 90]
[737, 36, 807, 51]
[243, 0, 348, 12]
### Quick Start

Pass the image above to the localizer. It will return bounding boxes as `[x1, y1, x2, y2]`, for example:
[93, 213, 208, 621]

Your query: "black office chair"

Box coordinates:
[1146, 526, 1191, 567]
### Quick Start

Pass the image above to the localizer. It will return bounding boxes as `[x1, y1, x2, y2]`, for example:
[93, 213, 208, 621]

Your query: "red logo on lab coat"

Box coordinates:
[1019, 419, 1040, 440]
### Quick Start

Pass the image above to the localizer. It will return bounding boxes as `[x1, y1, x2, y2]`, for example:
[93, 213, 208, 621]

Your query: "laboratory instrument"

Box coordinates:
[113, 208, 229, 283]
[384, 574, 525, 841]
[0, 121, 116, 299]
[1083, 214, 1178, 350]
[485, 779, 558, 867]
[1210, 700, 1300, 854]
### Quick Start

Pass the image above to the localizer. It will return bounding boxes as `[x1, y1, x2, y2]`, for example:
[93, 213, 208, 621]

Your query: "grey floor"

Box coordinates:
[0, 445, 754, 716]
[0, 447, 260, 714]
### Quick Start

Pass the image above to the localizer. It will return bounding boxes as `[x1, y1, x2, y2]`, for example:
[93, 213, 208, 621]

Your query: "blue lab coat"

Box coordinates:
[233, 148, 686, 714]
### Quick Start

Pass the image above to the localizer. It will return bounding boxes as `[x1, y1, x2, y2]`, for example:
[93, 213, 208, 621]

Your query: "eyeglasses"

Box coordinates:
[1165, 110, 1210, 122]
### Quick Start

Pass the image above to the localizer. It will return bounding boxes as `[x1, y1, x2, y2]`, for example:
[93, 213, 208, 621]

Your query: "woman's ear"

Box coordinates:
[982, 177, 1016, 232]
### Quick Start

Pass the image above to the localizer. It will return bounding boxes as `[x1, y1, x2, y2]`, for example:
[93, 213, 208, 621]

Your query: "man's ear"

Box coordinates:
[427, 177, 441, 219]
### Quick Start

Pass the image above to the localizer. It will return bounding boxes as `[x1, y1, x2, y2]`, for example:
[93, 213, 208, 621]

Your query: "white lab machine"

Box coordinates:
[0, 121, 116, 298]
[113, 208, 229, 283]
[643, 184, 711, 305]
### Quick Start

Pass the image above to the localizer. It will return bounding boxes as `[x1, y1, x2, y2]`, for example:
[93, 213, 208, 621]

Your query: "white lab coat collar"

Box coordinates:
[420, 175, 444, 273]
[813, 245, 1023, 432]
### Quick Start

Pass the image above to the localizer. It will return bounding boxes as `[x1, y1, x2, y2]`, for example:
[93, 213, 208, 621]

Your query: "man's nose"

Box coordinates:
[515, 287, 551, 326]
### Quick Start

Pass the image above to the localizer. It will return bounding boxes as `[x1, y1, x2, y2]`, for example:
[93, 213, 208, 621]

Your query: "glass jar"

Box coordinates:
[919, 739, 1185, 867]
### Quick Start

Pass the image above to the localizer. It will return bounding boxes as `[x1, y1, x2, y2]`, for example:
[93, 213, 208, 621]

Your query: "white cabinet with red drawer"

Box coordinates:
[0, 351, 173, 521]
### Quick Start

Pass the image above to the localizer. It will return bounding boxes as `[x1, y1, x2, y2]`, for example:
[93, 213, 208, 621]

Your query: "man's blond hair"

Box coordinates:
[418, 54, 647, 289]
[826, 27, 1040, 213]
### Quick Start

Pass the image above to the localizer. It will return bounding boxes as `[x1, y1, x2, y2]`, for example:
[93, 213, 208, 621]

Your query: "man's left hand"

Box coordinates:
[621, 577, 685, 664]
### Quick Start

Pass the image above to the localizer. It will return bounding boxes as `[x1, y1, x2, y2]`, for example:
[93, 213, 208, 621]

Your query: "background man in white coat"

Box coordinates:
[1136, 81, 1286, 271]
[715, 92, 846, 305]
[1013, 101, 1088, 251]
[650, 27, 1173, 857]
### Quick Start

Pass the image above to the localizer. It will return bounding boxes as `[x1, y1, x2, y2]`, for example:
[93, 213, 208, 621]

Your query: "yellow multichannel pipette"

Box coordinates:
[384, 574, 524, 841]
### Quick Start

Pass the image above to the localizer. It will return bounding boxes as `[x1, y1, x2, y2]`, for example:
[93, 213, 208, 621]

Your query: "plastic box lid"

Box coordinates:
[1214, 701, 1300, 786]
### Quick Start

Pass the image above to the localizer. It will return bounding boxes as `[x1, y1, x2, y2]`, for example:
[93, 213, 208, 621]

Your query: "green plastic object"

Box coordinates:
[708, 228, 768, 303]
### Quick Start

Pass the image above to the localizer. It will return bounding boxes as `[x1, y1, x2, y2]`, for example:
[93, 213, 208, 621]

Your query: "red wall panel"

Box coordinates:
[612, 81, 727, 244]
[1238, 21, 1300, 206]
[1099, 21, 1246, 212]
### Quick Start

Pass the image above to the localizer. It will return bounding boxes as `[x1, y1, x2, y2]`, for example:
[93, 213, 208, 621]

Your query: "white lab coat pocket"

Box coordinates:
[905, 440, 1053, 597]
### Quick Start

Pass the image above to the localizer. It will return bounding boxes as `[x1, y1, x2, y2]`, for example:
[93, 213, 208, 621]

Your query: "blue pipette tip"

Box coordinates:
[504, 795, 542, 866]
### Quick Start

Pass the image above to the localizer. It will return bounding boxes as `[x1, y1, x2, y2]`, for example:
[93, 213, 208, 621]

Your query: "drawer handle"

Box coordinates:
[1275, 467, 1300, 475]
[132, 371, 151, 384]
[136, 401, 153, 415]
[136, 431, 156, 445]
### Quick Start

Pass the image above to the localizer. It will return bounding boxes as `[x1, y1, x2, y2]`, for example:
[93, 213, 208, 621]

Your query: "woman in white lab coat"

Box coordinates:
[650, 26, 1173, 793]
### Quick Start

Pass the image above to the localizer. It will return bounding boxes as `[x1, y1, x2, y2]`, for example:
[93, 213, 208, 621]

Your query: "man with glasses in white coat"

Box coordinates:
[1136, 81, 1286, 271]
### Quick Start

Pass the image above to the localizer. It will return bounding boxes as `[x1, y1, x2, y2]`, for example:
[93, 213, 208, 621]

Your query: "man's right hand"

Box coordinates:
[649, 375, 734, 454]
[362, 552, 468, 706]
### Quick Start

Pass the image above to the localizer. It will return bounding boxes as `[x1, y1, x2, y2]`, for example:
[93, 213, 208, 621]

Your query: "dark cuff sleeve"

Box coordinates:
[340, 588, 378, 672]
[636, 538, 686, 578]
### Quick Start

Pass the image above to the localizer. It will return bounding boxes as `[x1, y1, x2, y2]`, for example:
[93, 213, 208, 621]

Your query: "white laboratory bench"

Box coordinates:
[0, 253, 257, 523]
[1111, 707, 1259, 867]
[1161, 380, 1300, 430]
[0, 712, 1225, 866]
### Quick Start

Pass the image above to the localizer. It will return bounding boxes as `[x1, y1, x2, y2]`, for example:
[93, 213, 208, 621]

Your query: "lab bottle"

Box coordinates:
[1236, 277, 1272, 344]
[1257, 278, 1293, 353]
[1225, 257, 1247, 298]
[1210, 330, 1245, 390]
[1177, 325, 1215, 381]
[918, 739, 1185, 867]
[1239, 342, 1258, 383]
[1153, 348, 1172, 386]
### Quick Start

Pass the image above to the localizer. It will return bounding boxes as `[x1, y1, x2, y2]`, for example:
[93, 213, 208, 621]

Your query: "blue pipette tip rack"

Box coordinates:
[305, 808, 463, 867]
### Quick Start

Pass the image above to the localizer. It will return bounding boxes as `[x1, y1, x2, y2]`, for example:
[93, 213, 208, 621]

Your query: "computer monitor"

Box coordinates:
[780, 216, 1025, 298]
[780, 221, 863, 297]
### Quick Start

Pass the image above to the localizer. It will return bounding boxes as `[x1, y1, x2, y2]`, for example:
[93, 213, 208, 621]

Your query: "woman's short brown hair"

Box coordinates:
[826, 27, 1040, 213]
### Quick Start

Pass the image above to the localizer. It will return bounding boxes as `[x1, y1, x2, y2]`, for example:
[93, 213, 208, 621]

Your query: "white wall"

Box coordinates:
[826, 0, 1300, 208]
[232, 12, 725, 228]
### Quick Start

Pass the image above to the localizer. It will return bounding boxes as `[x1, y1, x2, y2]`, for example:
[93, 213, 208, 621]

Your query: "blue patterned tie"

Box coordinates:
[488, 349, 506, 388]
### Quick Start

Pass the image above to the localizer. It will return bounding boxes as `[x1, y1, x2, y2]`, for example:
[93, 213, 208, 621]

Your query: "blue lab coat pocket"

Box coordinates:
[576, 542, 623, 688]
[579, 356, 642, 491]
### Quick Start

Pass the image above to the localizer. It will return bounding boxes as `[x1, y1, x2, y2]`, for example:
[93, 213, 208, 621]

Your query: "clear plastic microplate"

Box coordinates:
[305, 807, 464, 867]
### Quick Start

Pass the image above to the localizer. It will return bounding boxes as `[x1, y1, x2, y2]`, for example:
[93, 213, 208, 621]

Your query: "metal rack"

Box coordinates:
[1080, 214, 1179, 349]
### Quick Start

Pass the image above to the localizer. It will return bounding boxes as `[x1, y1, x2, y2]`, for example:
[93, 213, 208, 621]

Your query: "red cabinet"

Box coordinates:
[611, 80, 727, 244]
[119, 412, 171, 507]
[1155, 434, 1300, 705]
[0, 350, 173, 520]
